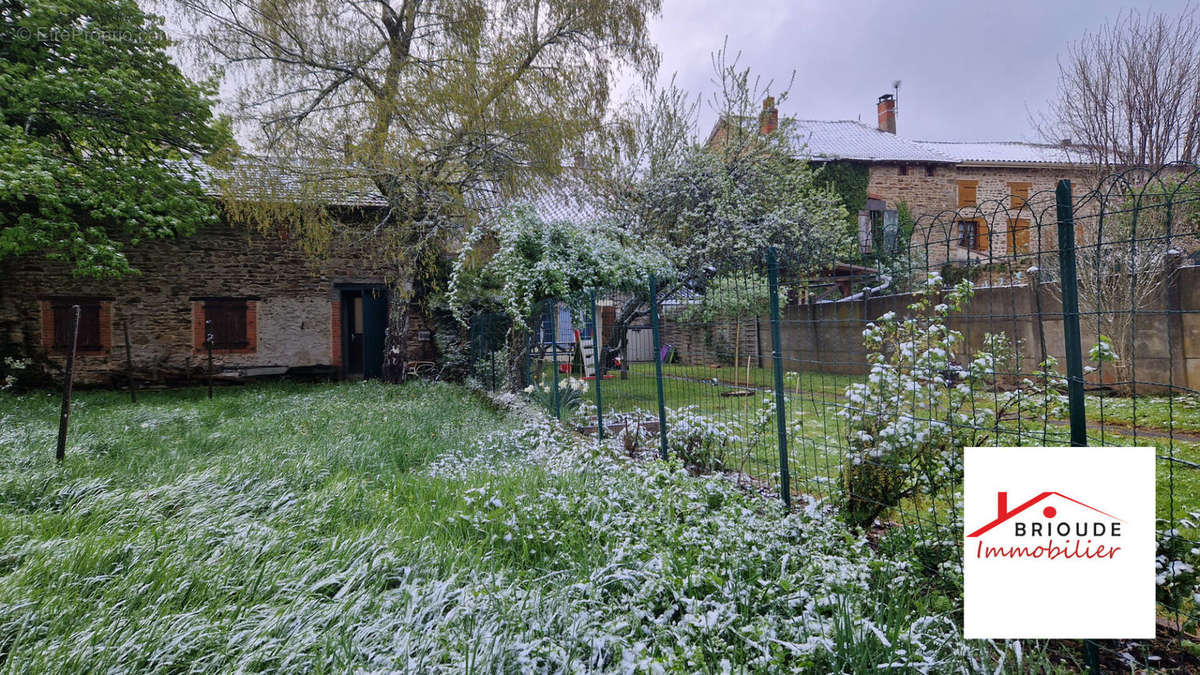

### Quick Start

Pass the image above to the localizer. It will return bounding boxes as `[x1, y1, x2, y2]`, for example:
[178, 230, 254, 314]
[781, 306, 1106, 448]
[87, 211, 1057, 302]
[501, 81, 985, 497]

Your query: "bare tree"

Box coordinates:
[1041, 5, 1200, 168]
[167, 0, 661, 381]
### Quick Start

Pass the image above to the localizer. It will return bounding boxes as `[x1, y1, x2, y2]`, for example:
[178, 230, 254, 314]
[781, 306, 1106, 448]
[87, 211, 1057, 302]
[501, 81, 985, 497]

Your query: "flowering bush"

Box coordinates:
[448, 207, 671, 325]
[838, 275, 1067, 529]
[664, 405, 741, 472]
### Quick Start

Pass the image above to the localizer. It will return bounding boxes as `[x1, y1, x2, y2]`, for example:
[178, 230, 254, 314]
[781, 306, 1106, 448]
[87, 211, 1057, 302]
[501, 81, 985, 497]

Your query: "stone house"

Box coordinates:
[739, 96, 1099, 267]
[0, 171, 436, 386]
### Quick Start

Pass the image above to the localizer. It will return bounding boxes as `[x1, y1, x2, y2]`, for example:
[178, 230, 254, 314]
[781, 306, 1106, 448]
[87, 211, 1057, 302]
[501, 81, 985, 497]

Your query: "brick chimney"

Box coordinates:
[760, 96, 778, 135]
[877, 94, 896, 134]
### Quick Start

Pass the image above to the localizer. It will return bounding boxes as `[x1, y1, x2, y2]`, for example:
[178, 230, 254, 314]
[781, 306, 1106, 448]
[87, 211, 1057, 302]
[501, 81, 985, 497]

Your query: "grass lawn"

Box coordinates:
[1, 381, 1191, 671]
[1, 381, 1103, 671]
[576, 365, 1200, 538]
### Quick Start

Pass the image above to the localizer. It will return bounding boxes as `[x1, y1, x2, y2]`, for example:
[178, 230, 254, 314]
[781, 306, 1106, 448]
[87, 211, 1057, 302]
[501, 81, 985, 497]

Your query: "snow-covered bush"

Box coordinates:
[838, 274, 1067, 529]
[664, 405, 741, 471]
[1156, 514, 1200, 631]
[448, 206, 671, 325]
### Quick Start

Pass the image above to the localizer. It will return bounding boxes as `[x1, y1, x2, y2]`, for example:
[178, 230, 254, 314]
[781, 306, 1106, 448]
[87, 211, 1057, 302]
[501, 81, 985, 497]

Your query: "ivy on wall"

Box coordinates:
[819, 160, 870, 221]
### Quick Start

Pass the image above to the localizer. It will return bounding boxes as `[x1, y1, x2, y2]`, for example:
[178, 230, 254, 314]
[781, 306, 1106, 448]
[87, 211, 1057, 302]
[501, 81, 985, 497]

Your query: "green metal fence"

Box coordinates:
[468, 164, 1200, 669]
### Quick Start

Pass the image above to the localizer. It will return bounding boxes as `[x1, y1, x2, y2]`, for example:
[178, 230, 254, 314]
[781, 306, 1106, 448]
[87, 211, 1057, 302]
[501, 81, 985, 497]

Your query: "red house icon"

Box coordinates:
[967, 491, 1122, 538]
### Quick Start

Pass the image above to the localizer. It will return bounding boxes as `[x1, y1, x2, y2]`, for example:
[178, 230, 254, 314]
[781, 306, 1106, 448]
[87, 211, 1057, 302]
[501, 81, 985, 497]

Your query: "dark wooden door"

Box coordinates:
[361, 289, 387, 379]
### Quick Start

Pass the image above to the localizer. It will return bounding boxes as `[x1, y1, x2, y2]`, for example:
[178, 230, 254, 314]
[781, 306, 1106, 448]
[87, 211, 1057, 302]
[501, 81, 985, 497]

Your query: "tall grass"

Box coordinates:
[0, 382, 1066, 671]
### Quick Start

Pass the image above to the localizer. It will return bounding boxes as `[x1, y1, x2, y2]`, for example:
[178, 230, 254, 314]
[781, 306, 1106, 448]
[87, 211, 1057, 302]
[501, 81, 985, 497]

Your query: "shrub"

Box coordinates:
[838, 274, 1066, 529]
[664, 406, 741, 472]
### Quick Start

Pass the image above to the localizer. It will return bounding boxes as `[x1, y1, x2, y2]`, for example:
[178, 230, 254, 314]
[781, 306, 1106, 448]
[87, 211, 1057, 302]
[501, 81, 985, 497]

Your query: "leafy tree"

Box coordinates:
[586, 52, 851, 361]
[0, 0, 230, 277]
[172, 0, 662, 382]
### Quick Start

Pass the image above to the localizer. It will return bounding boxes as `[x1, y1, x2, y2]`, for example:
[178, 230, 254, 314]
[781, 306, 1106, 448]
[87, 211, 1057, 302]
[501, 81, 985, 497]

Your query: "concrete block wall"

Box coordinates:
[659, 267, 1195, 393]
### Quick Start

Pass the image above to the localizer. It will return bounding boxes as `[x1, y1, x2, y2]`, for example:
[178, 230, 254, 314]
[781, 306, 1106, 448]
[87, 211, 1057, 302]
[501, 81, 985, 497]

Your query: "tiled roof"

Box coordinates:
[787, 120, 1091, 166]
[792, 120, 955, 163]
[911, 140, 1085, 165]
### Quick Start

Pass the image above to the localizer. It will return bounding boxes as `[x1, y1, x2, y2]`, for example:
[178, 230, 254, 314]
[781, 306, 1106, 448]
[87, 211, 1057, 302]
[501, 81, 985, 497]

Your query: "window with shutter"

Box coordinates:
[957, 220, 978, 249]
[957, 180, 978, 208]
[1009, 182, 1031, 211]
[51, 302, 102, 351]
[1007, 218, 1031, 254]
[975, 218, 989, 252]
[204, 300, 249, 349]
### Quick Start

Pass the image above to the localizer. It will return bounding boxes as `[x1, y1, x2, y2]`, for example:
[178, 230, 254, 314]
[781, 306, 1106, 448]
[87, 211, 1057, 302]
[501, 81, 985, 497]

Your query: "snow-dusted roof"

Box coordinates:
[785, 120, 1092, 166]
[911, 140, 1086, 166]
[792, 120, 954, 163]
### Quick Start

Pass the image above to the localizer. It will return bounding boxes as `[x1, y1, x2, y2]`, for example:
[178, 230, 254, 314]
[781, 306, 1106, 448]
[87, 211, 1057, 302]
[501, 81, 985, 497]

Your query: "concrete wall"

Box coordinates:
[660, 266, 1199, 392]
[0, 222, 433, 385]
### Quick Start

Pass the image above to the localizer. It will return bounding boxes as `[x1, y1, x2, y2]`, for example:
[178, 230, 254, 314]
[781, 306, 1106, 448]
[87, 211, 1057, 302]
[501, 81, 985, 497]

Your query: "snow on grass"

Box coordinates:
[0, 382, 1051, 672]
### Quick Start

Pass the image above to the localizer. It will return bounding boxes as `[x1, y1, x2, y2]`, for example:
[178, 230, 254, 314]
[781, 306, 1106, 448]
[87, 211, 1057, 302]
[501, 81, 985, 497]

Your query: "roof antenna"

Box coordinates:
[892, 80, 901, 123]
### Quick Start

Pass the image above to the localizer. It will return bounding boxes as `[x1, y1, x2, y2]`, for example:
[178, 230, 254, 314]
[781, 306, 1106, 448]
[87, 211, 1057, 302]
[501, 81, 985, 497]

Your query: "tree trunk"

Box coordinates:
[506, 325, 528, 392]
[382, 284, 411, 383]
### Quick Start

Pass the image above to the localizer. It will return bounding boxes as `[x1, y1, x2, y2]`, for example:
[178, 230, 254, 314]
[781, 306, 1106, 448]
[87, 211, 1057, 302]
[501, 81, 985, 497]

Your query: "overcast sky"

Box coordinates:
[637, 0, 1192, 144]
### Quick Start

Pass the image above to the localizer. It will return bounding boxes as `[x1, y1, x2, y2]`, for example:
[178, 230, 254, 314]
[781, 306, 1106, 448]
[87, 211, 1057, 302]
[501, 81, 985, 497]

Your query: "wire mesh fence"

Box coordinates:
[467, 165, 1200, 669]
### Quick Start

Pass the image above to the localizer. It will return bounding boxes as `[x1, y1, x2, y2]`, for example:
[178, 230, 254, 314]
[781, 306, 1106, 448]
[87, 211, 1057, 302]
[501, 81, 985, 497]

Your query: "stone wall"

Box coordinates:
[0, 222, 434, 385]
[867, 163, 1098, 265]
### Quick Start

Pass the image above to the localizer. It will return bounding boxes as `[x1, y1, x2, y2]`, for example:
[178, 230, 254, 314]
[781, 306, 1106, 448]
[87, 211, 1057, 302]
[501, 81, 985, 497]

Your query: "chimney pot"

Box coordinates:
[760, 96, 778, 135]
[877, 93, 896, 134]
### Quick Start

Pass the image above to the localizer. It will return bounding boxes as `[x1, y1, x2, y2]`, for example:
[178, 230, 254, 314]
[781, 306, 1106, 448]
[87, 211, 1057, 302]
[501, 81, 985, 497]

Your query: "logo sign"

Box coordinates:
[963, 446, 1155, 639]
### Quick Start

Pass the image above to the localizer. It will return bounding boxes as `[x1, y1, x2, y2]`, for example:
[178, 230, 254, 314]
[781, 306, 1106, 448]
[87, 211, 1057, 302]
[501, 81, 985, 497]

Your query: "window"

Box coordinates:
[957, 219, 989, 252]
[957, 180, 978, 208]
[1007, 218, 1031, 254]
[898, 164, 908, 176]
[859, 200, 899, 255]
[44, 299, 107, 352]
[1009, 182, 1031, 211]
[193, 299, 257, 353]
[205, 300, 248, 348]
[957, 220, 977, 249]
[925, 165, 936, 177]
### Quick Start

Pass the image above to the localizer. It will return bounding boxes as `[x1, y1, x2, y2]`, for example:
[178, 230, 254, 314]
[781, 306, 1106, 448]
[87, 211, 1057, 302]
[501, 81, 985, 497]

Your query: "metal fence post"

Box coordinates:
[122, 320, 137, 403]
[1056, 179, 1099, 674]
[205, 319, 214, 400]
[550, 301, 560, 420]
[767, 249, 792, 508]
[590, 291, 605, 440]
[1055, 180, 1087, 447]
[55, 305, 80, 463]
[649, 275, 669, 460]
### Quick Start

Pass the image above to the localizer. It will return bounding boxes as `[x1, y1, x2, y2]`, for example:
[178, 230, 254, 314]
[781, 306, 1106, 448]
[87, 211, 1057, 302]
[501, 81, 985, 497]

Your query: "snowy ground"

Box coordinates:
[0, 382, 1077, 672]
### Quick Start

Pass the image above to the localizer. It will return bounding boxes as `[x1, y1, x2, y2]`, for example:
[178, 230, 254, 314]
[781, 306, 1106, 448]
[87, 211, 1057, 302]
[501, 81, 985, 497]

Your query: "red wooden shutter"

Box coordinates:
[206, 301, 248, 348]
[52, 303, 101, 349]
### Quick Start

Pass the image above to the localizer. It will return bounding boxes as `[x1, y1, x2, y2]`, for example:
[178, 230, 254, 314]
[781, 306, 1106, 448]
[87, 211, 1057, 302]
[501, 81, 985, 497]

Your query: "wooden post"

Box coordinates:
[123, 320, 137, 403]
[56, 305, 80, 463]
[205, 319, 214, 400]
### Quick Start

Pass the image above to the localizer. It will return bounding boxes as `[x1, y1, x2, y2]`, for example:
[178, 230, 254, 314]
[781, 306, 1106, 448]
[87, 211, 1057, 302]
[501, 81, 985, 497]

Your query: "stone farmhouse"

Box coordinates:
[722, 95, 1098, 265]
[0, 166, 437, 386]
